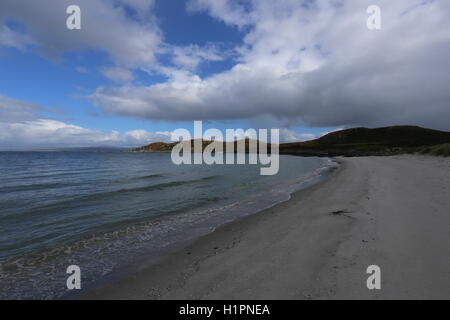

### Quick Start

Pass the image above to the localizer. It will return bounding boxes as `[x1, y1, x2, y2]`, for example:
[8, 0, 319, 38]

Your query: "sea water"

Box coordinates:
[0, 151, 337, 299]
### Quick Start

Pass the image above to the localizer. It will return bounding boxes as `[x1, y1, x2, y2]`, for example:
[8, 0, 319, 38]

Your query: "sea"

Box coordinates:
[0, 151, 337, 299]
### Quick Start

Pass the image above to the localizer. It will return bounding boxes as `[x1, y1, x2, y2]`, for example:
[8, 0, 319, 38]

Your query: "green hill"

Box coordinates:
[129, 141, 179, 152]
[279, 126, 450, 156]
[128, 138, 273, 153]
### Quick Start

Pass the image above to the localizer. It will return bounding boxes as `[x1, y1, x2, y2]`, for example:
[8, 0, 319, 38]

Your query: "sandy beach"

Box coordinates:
[80, 155, 450, 300]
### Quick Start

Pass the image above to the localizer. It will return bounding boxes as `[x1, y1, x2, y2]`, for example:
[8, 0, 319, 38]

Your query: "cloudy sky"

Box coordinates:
[0, 0, 449, 149]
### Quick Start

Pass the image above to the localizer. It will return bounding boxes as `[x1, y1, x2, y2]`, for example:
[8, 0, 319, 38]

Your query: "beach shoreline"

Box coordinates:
[76, 155, 450, 300]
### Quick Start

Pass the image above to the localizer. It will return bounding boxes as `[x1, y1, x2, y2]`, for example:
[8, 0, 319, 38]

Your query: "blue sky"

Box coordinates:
[1, 0, 449, 149]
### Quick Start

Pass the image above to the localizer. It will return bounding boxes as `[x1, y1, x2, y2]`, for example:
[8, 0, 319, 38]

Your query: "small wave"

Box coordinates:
[0, 182, 83, 193]
[83, 175, 219, 199]
[200, 175, 221, 181]
[106, 173, 166, 185]
[137, 173, 166, 180]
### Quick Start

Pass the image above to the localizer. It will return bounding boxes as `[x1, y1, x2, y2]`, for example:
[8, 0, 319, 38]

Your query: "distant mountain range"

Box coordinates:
[128, 126, 450, 157]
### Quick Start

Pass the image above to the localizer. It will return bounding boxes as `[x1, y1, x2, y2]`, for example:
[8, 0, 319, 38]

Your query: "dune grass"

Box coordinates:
[418, 143, 450, 157]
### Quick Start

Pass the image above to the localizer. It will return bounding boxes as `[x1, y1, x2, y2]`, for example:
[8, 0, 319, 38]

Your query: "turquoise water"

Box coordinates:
[0, 152, 336, 299]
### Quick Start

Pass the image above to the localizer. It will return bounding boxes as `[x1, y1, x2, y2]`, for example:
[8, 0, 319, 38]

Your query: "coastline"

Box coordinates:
[77, 155, 450, 299]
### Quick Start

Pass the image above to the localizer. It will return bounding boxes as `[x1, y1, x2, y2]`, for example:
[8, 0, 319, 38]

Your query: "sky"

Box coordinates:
[0, 0, 449, 150]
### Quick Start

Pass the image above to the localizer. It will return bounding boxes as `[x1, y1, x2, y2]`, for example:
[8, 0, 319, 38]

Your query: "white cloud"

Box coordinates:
[170, 44, 226, 71]
[0, 95, 43, 122]
[89, 0, 450, 131]
[279, 128, 317, 143]
[101, 67, 134, 83]
[123, 129, 172, 144]
[122, 0, 155, 12]
[0, 118, 172, 150]
[75, 66, 89, 74]
[0, 0, 161, 67]
[0, 25, 34, 50]
[186, 0, 251, 29]
[0, 96, 172, 149]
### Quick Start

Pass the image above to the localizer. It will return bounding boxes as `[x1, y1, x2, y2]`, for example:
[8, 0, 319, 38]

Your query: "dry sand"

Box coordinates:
[80, 155, 450, 300]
